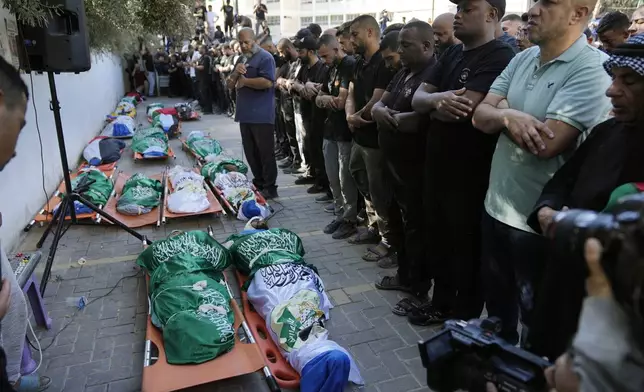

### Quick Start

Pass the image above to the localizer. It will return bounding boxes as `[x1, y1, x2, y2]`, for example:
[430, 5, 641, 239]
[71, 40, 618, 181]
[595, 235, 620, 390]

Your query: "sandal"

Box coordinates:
[375, 275, 411, 292]
[377, 252, 398, 269]
[362, 242, 390, 262]
[407, 304, 451, 326]
[391, 297, 422, 316]
[14, 374, 52, 392]
[348, 228, 381, 245]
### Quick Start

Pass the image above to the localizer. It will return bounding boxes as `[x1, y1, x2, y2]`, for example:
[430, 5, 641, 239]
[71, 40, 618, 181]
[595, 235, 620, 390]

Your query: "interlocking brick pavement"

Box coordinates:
[16, 97, 437, 392]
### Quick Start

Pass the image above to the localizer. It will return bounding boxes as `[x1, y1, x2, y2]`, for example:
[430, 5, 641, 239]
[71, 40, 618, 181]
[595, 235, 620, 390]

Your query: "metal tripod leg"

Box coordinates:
[40, 197, 70, 295]
[36, 196, 68, 249]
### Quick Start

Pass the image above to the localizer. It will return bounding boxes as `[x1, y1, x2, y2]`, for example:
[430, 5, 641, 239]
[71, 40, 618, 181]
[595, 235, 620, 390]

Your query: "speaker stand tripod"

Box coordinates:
[35, 72, 150, 296]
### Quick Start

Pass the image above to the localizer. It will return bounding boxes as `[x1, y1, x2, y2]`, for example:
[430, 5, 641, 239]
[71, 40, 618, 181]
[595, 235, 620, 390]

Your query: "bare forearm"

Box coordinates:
[226, 73, 240, 89]
[411, 91, 444, 114]
[396, 112, 421, 133]
[242, 77, 273, 90]
[472, 105, 515, 134]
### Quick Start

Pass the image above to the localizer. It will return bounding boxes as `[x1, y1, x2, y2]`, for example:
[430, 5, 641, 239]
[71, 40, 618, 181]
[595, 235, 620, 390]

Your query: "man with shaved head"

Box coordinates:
[473, 0, 612, 352]
[432, 13, 458, 56]
[629, 5, 644, 36]
[227, 27, 279, 199]
[315, 34, 359, 239]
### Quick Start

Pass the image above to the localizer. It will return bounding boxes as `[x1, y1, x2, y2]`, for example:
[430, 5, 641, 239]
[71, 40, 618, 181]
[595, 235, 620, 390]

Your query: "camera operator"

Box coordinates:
[524, 35, 644, 361]
[487, 238, 644, 392]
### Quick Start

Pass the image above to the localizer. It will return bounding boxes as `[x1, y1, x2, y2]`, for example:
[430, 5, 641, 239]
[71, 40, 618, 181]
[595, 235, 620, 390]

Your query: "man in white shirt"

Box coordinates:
[190, 48, 202, 103]
[206, 5, 219, 40]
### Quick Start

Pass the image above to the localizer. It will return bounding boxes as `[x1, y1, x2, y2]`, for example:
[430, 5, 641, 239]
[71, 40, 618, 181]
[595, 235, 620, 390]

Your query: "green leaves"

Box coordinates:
[2, 0, 194, 53]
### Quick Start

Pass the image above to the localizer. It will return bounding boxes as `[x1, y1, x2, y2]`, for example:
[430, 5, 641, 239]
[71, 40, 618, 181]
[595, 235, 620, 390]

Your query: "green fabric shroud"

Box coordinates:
[116, 173, 162, 215]
[137, 230, 231, 273]
[121, 96, 138, 106]
[227, 228, 306, 279]
[201, 155, 248, 179]
[146, 103, 164, 117]
[149, 254, 234, 364]
[131, 127, 169, 155]
[70, 169, 113, 205]
[186, 134, 223, 158]
[138, 232, 234, 364]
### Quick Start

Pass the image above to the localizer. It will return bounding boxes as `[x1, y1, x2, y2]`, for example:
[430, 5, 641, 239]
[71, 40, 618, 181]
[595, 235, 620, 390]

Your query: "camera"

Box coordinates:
[547, 192, 644, 317]
[418, 317, 551, 392]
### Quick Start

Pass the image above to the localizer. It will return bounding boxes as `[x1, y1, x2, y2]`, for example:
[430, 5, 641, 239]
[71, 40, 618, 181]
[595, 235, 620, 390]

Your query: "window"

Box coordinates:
[331, 0, 342, 3]
[267, 0, 279, 3]
[267, 15, 280, 25]
[301, 0, 312, 4]
[301, 16, 313, 26]
[315, 15, 328, 24]
[330, 14, 343, 24]
[317, 0, 329, 3]
[346, 14, 359, 21]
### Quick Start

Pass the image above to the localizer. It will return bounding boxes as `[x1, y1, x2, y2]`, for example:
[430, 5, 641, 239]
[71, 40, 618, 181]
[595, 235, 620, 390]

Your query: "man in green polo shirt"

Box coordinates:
[472, 0, 611, 353]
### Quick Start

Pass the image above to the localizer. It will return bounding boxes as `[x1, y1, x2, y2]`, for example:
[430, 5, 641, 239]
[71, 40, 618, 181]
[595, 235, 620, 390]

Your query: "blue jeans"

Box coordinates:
[481, 211, 546, 346]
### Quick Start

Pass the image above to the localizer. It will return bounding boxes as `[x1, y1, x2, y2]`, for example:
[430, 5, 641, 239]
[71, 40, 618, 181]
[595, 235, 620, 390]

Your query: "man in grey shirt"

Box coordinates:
[472, 0, 611, 352]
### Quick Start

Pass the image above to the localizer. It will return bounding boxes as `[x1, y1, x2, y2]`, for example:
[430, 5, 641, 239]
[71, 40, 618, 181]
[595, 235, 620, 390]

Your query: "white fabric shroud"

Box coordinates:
[246, 262, 363, 386]
[166, 165, 210, 213]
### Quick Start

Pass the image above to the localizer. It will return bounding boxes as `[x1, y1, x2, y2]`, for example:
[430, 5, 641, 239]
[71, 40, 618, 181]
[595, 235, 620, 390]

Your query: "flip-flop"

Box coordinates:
[392, 297, 422, 316]
[362, 243, 390, 262]
[407, 305, 451, 326]
[375, 275, 411, 292]
[348, 229, 380, 245]
[15, 374, 51, 392]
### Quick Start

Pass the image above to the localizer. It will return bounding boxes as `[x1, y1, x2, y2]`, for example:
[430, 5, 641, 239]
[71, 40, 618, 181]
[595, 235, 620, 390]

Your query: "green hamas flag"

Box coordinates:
[186, 135, 223, 158]
[137, 230, 231, 273]
[271, 290, 325, 352]
[133, 127, 168, 143]
[149, 255, 234, 364]
[116, 173, 162, 215]
[70, 169, 113, 205]
[226, 228, 305, 278]
[201, 155, 249, 179]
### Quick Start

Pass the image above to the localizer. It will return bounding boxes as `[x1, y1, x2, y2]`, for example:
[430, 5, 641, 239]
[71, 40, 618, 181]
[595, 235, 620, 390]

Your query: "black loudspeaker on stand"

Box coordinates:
[17, 0, 150, 297]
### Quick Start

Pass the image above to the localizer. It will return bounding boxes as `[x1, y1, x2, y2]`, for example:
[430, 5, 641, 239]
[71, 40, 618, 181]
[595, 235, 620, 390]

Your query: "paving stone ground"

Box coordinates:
[17, 97, 437, 392]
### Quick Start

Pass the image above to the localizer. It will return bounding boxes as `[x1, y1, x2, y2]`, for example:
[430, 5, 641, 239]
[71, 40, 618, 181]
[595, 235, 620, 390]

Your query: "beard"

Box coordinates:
[299, 55, 310, 65]
[354, 42, 366, 55]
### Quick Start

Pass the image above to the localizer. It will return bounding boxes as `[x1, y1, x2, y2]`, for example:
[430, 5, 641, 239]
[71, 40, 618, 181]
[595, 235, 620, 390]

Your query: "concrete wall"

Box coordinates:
[0, 8, 125, 250]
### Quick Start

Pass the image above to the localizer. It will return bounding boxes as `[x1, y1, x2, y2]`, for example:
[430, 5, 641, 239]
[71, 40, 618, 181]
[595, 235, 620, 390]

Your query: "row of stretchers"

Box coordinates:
[138, 226, 363, 392]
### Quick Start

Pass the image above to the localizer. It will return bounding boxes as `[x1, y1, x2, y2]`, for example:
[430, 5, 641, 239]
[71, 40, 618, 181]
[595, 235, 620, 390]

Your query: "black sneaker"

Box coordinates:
[306, 184, 326, 194]
[278, 158, 293, 169]
[315, 193, 333, 203]
[323, 218, 343, 234]
[294, 176, 316, 185]
[283, 163, 302, 174]
[260, 188, 279, 200]
[252, 179, 264, 191]
[332, 221, 357, 239]
[324, 204, 338, 213]
[357, 208, 367, 223]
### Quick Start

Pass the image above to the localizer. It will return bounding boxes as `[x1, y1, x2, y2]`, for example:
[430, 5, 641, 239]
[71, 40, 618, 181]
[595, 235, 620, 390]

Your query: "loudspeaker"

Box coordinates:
[17, 0, 90, 73]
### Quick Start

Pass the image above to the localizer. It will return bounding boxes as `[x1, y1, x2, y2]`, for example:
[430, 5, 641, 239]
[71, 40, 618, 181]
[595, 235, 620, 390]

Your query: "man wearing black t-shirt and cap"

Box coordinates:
[195, 45, 213, 114]
[346, 15, 397, 263]
[316, 34, 359, 239]
[291, 35, 329, 194]
[222, 0, 235, 37]
[372, 20, 437, 315]
[410, 0, 515, 325]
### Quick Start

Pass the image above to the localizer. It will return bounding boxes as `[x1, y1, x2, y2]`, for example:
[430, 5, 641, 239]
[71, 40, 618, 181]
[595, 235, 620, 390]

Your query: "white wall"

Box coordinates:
[0, 8, 125, 250]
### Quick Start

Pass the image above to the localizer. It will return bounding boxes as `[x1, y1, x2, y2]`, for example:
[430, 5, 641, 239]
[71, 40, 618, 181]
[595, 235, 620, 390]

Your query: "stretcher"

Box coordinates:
[102, 171, 165, 228]
[235, 270, 301, 390]
[24, 167, 117, 231]
[179, 139, 269, 217]
[161, 167, 223, 224]
[141, 229, 281, 392]
[133, 146, 176, 162]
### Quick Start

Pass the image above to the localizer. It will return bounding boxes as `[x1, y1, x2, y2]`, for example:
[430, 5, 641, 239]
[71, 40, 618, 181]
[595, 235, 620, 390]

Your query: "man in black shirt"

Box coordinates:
[371, 21, 436, 315]
[346, 14, 397, 263]
[141, 48, 156, 97]
[432, 13, 459, 56]
[214, 26, 225, 42]
[254, 2, 268, 36]
[195, 45, 213, 114]
[276, 38, 303, 170]
[316, 34, 359, 239]
[336, 22, 355, 56]
[291, 35, 329, 194]
[222, 0, 235, 37]
[410, 0, 515, 325]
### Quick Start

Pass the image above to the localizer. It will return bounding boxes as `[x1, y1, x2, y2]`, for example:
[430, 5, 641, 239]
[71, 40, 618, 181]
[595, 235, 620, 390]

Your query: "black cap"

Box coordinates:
[450, 0, 506, 20]
[307, 23, 322, 38]
[521, 12, 528, 22]
[295, 35, 318, 51]
[291, 28, 312, 41]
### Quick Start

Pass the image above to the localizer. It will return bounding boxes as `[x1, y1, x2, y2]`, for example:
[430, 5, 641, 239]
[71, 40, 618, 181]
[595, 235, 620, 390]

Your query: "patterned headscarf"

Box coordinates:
[603, 34, 644, 76]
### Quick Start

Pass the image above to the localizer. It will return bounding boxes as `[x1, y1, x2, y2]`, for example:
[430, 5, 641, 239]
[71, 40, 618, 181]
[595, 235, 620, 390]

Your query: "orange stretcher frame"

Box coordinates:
[141, 229, 280, 392]
[24, 167, 117, 231]
[235, 270, 301, 389]
[102, 172, 165, 228]
[179, 138, 270, 217]
[161, 167, 223, 224]
[134, 146, 176, 161]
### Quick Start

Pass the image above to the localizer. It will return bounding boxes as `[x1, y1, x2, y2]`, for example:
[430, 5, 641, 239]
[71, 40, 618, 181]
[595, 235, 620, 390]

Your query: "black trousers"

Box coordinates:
[382, 132, 428, 297]
[240, 123, 278, 191]
[281, 101, 300, 163]
[302, 114, 328, 186]
[198, 78, 213, 113]
[425, 171, 488, 319]
[275, 102, 291, 157]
